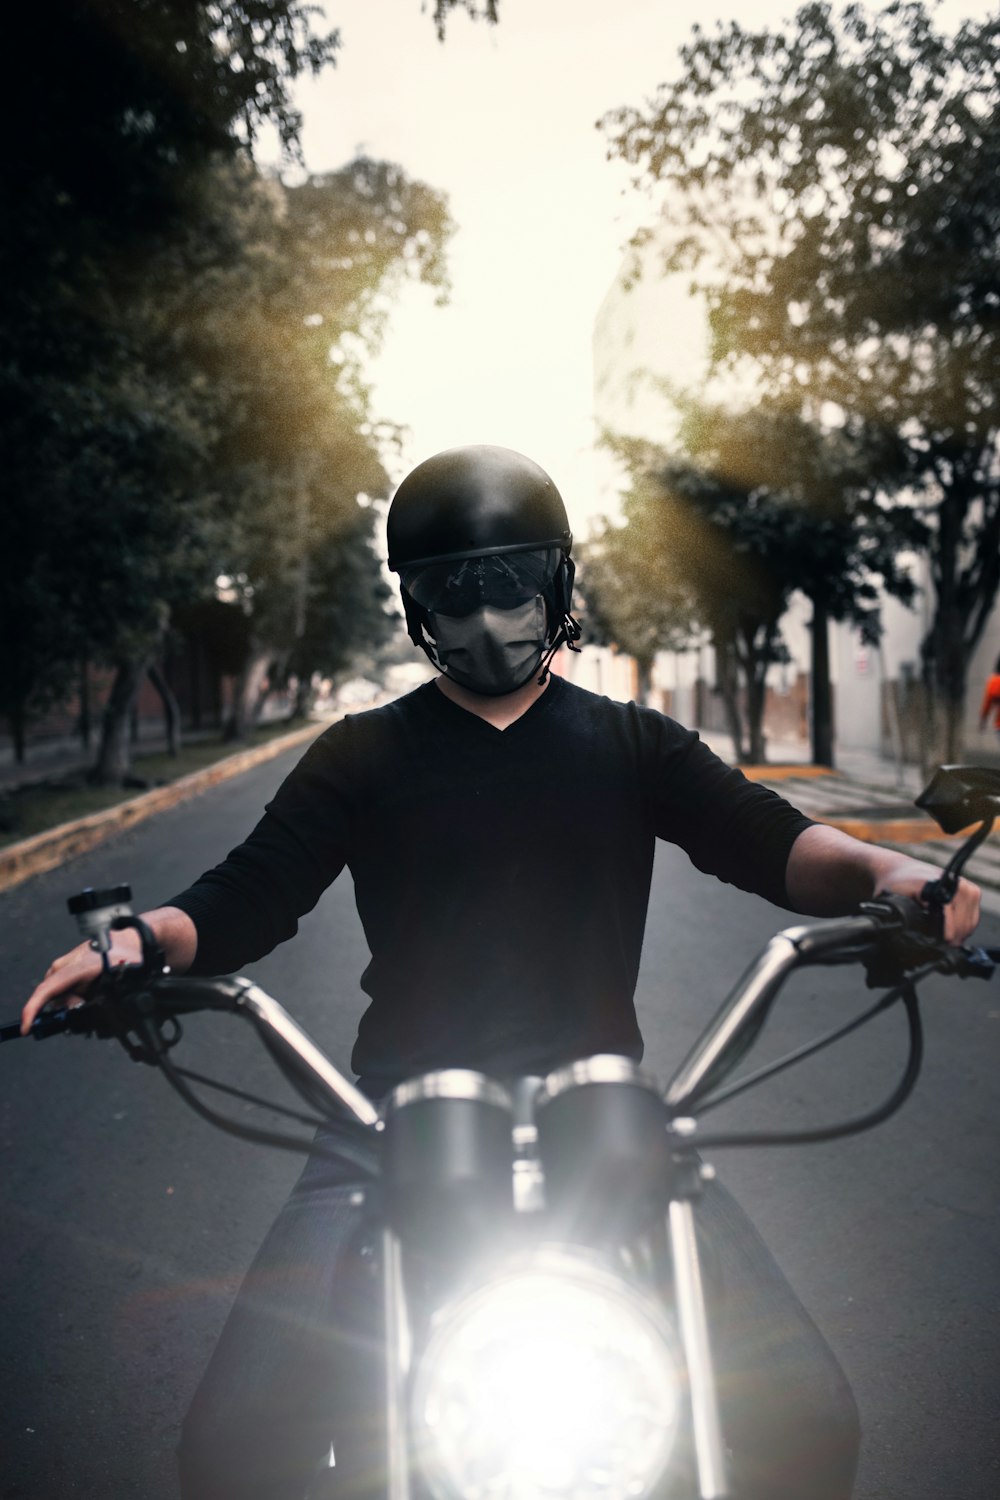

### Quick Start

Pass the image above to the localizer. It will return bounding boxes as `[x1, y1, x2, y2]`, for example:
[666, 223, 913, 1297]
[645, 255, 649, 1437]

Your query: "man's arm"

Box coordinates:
[20, 905, 198, 1034]
[785, 823, 981, 946]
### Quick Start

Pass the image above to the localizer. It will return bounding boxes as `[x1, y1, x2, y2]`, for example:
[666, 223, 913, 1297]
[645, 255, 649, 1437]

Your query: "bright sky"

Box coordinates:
[283, 0, 992, 535]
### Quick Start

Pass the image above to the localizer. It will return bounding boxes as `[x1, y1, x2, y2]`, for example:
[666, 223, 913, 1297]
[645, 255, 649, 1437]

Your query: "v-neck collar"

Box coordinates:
[423, 674, 564, 737]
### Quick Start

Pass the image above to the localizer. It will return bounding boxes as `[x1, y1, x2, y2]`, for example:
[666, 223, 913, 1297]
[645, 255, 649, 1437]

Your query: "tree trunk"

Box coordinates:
[746, 671, 767, 763]
[635, 654, 654, 707]
[92, 654, 151, 786]
[715, 636, 746, 762]
[78, 659, 92, 751]
[254, 650, 288, 724]
[810, 598, 834, 767]
[920, 496, 967, 771]
[225, 646, 273, 741]
[922, 626, 967, 770]
[148, 660, 182, 757]
[292, 673, 316, 721]
[743, 626, 769, 765]
[10, 700, 26, 765]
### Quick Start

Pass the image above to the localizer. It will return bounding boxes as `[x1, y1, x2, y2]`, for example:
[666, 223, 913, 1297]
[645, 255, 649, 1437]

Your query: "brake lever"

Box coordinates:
[51, 959, 180, 1064]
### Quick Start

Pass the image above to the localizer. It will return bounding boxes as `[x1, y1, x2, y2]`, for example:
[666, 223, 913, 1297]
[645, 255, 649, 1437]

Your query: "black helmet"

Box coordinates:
[387, 444, 572, 569]
[387, 445, 580, 657]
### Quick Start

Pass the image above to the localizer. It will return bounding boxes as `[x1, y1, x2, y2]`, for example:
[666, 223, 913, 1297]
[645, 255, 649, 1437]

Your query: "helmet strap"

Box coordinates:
[536, 608, 582, 685]
[401, 588, 431, 648]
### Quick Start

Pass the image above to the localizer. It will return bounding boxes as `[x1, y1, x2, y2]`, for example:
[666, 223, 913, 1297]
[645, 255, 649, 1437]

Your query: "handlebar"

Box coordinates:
[1, 967, 379, 1129]
[4, 865, 996, 1157]
[665, 898, 998, 1117]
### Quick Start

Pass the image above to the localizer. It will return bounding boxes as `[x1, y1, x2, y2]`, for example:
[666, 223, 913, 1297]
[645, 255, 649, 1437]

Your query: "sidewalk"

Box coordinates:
[0, 720, 292, 792]
[700, 732, 1000, 914]
[0, 720, 330, 895]
[0, 735, 200, 792]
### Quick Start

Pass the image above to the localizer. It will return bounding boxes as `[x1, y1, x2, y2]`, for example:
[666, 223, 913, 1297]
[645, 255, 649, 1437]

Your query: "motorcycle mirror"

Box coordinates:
[914, 766, 1000, 835]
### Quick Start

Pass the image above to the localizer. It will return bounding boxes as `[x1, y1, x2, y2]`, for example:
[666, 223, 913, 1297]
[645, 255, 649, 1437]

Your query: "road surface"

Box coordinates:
[1, 742, 998, 1498]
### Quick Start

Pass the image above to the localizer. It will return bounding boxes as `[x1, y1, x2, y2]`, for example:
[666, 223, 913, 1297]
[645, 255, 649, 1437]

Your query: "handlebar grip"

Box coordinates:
[863, 891, 944, 938]
[859, 892, 952, 988]
[0, 1007, 76, 1042]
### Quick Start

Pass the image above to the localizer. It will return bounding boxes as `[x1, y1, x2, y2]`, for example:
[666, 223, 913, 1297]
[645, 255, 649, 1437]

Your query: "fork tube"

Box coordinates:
[669, 1199, 730, 1500]
[383, 1228, 411, 1500]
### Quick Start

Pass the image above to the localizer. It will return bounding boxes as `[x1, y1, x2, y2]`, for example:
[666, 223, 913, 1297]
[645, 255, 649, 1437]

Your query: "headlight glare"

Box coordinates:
[411, 1253, 680, 1500]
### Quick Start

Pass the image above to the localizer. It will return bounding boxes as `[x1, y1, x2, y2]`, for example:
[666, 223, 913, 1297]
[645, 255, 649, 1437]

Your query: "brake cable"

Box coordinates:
[691, 978, 924, 1150]
[166, 1056, 327, 1129]
[691, 976, 923, 1116]
[134, 1014, 381, 1173]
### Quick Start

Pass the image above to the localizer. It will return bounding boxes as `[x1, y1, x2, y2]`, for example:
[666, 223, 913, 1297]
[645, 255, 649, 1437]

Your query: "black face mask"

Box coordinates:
[427, 597, 549, 696]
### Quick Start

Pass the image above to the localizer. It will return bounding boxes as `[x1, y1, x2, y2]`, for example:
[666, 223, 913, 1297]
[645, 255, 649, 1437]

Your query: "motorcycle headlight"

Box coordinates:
[411, 1250, 680, 1500]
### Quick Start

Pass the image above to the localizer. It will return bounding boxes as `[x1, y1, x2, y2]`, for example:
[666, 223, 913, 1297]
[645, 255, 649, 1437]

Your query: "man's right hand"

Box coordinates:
[20, 905, 198, 1035]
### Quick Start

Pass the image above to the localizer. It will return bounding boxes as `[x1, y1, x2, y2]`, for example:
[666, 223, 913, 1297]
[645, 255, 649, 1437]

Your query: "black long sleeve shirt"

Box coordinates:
[170, 677, 813, 1095]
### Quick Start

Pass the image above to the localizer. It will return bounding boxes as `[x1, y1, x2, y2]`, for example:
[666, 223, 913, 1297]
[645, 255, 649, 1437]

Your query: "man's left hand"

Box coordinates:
[875, 857, 981, 947]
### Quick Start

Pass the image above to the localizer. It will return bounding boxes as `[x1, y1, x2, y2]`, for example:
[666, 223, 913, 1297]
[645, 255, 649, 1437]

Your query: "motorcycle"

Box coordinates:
[4, 763, 999, 1500]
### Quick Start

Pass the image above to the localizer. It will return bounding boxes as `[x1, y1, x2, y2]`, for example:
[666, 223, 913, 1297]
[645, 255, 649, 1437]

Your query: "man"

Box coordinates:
[979, 652, 1000, 739]
[24, 446, 981, 1499]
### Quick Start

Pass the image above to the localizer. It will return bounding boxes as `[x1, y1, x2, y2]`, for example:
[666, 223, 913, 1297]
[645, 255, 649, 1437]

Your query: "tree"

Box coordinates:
[601, 1, 1000, 764]
[0, 2, 342, 773]
[0, 5, 452, 779]
[584, 405, 915, 764]
[0, 321, 217, 769]
[187, 158, 452, 739]
[679, 399, 919, 765]
[431, 1, 499, 39]
[576, 455, 698, 706]
[583, 434, 790, 763]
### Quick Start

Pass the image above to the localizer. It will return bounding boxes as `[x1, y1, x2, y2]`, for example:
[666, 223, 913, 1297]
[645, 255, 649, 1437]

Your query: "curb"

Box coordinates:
[741, 764, 945, 843]
[816, 815, 945, 844]
[0, 721, 328, 896]
[742, 764, 839, 782]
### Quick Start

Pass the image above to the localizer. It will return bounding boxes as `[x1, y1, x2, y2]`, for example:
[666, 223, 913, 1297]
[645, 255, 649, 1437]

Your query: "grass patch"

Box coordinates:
[0, 720, 311, 849]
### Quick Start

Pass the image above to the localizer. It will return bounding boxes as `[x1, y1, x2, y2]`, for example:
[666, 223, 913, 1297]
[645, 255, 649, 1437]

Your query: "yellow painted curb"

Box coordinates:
[0, 721, 328, 895]
[742, 764, 838, 781]
[818, 815, 943, 845]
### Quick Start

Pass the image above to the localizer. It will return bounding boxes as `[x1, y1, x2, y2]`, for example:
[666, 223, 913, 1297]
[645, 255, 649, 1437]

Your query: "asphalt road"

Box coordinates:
[1, 743, 998, 1500]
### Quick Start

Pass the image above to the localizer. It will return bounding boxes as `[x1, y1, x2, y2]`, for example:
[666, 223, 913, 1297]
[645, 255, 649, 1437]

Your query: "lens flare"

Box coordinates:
[412, 1252, 680, 1500]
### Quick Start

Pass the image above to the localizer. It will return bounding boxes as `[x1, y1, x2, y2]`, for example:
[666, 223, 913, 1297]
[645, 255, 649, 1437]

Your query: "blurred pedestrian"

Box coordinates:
[979, 653, 1000, 738]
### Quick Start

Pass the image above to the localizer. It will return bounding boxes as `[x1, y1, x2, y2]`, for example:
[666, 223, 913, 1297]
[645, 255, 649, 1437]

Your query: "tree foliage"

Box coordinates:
[601, 0, 1000, 762]
[431, 1, 500, 40]
[584, 404, 917, 762]
[1, 2, 340, 770]
[189, 157, 451, 738]
[0, 3, 452, 777]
